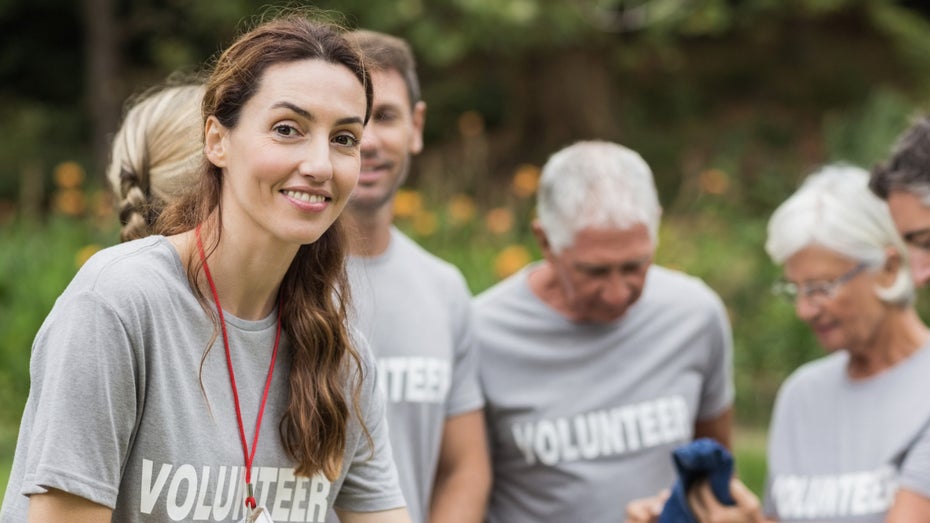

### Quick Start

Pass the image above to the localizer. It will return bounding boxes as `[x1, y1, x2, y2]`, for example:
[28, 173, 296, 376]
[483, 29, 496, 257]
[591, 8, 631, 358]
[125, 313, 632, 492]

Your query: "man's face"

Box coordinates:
[887, 189, 930, 287]
[541, 224, 654, 324]
[349, 68, 426, 212]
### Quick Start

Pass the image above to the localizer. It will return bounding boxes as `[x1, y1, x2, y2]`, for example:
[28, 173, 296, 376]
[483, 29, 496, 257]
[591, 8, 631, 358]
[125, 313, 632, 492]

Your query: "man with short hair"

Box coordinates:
[339, 30, 490, 523]
[870, 116, 930, 287]
[474, 140, 734, 523]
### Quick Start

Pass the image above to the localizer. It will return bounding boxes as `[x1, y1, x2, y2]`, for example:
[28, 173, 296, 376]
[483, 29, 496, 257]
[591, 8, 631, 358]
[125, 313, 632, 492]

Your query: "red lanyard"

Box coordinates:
[196, 225, 282, 510]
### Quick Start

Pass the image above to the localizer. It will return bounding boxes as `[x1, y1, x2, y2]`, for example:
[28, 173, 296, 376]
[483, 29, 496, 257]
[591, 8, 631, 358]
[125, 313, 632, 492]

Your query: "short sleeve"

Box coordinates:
[332, 342, 406, 513]
[15, 290, 140, 509]
[899, 418, 930, 499]
[444, 280, 484, 418]
[697, 291, 735, 421]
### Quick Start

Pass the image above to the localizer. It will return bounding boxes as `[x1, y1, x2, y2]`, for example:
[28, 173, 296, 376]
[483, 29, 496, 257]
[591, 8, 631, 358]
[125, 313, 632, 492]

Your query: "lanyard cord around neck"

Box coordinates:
[195, 224, 282, 510]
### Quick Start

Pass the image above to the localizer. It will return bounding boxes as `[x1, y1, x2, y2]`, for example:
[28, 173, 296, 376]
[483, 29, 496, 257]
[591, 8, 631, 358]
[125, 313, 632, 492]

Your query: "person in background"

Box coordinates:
[870, 116, 930, 287]
[643, 164, 930, 523]
[1, 14, 413, 523]
[337, 29, 490, 523]
[106, 83, 205, 242]
[474, 140, 734, 523]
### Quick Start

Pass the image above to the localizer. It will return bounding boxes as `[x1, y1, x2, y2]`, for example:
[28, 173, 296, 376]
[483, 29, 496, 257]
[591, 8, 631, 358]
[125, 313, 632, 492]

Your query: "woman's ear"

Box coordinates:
[882, 245, 903, 282]
[203, 116, 228, 168]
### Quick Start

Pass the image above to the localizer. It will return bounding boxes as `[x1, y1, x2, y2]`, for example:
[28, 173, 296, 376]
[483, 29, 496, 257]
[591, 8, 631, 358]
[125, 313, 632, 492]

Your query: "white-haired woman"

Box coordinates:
[628, 164, 930, 523]
[757, 163, 930, 522]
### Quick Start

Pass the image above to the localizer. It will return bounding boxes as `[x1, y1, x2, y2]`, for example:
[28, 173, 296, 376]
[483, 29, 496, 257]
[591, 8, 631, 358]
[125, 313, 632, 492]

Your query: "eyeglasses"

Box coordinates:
[903, 228, 930, 251]
[771, 263, 868, 304]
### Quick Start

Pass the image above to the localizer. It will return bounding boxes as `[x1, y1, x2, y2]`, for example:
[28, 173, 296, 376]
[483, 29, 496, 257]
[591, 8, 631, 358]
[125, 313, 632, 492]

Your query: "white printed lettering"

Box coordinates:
[305, 474, 332, 522]
[291, 476, 310, 521]
[575, 413, 600, 460]
[638, 402, 659, 447]
[619, 407, 641, 451]
[771, 466, 897, 519]
[508, 395, 691, 466]
[140, 459, 172, 514]
[511, 423, 537, 464]
[254, 466, 277, 510]
[556, 418, 580, 462]
[597, 410, 624, 455]
[271, 467, 295, 521]
[192, 466, 212, 520]
[137, 459, 333, 522]
[535, 420, 560, 465]
[166, 464, 197, 521]
[210, 466, 238, 520]
[377, 357, 451, 404]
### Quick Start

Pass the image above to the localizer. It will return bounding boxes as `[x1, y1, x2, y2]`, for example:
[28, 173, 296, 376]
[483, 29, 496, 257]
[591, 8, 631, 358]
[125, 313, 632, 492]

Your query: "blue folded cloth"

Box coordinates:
[658, 438, 735, 523]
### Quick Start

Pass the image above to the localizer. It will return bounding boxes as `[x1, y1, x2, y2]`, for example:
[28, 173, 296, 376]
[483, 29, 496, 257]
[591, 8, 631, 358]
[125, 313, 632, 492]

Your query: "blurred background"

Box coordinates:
[2, 0, 930, 498]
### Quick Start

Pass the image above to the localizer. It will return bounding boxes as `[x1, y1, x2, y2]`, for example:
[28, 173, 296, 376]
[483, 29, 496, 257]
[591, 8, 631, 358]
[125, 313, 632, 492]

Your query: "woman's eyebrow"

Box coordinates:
[271, 101, 363, 127]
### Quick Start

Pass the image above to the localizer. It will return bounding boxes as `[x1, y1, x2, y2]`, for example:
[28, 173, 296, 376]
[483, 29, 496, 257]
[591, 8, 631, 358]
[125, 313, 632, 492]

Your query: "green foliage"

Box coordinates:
[734, 426, 768, 496]
[0, 216, 118, 427]
[823, 89, 916, 167]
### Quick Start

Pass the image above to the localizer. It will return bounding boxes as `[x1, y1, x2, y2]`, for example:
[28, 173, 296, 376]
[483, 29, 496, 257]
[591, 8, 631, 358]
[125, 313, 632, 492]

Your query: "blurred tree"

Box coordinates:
[82, 0, 119, 179]
[0, 0, 929, 212]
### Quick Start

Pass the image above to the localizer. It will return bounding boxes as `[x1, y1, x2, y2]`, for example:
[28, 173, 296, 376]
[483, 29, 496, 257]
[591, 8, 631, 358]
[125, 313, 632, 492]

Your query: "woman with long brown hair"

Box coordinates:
[2, 13, 410, 523]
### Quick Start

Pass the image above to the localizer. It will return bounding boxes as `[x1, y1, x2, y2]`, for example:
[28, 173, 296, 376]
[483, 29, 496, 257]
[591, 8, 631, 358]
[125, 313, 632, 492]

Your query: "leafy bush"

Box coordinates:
[0, 215, 118, 427]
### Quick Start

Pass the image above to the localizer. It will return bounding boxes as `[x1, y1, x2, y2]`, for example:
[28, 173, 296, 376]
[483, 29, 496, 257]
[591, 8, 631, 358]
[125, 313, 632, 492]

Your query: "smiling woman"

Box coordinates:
[0, 13, 412, 523]
[203, 58, 366, 249]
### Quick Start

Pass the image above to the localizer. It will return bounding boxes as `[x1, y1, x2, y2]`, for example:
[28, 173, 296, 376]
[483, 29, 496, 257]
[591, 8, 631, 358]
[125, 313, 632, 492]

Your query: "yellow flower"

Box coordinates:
[698, 168, 730, 195]
[511, 164, 540, 199]
[485, 207, 514, 235]
[54, 189, 86, 217]
[412, 210, 438, 237]
[393, 189, 422, 218]
[54, 161, 85, 189]
[447, 194, 476, 225]
[494, 244, 532, 279]
[75, 244, 102, 268]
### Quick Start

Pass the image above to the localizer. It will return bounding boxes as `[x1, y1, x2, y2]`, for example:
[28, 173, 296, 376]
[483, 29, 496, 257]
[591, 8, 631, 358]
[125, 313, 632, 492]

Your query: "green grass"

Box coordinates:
[734, 425, 768, 497]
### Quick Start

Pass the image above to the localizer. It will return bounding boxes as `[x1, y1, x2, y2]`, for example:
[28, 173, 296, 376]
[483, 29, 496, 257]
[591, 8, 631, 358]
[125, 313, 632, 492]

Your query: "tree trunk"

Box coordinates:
[82, 0, 120, 181]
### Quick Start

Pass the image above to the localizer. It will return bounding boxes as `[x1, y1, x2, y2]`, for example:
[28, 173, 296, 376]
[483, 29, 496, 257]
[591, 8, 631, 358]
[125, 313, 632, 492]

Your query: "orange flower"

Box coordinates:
[54, 189, 86, 216]
[393, 189, 423, 218]
[485, 207, 514, 235]
[494, 244, 532, 279]
[54, 161, 85, 189]
[698, 168, 730, 195]
[75, 244, 102, 268]
[447, 194, 476, 225]
[511, 164, 540, 199]
[412, 210, 439, 237]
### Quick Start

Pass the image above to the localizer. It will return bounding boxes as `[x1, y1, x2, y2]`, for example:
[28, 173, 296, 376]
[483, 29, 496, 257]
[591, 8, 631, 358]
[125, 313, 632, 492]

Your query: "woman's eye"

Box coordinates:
[273, 124, 298, 137]
[333, 133, 360, 147]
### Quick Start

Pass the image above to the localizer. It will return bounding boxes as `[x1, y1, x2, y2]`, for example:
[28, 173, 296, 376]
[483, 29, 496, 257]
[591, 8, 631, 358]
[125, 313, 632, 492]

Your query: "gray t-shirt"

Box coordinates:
[1, 236, 404, 522]
[763, 344, 930, 522]
[474, 263, 734, 523]
[343, 227, 484, 523]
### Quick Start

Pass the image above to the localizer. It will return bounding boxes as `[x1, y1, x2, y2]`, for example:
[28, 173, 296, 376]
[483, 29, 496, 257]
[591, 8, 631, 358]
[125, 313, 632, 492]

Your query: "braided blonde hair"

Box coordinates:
[106, 84, 205, 241]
